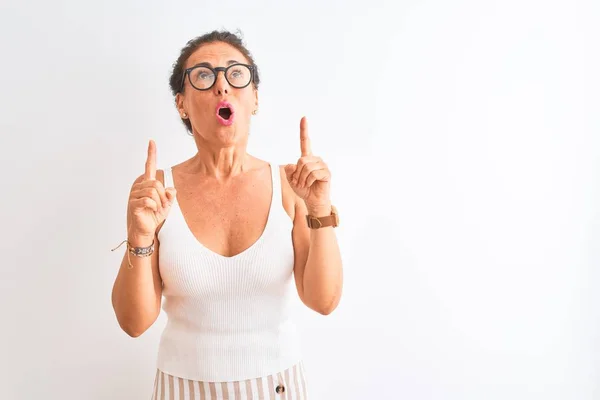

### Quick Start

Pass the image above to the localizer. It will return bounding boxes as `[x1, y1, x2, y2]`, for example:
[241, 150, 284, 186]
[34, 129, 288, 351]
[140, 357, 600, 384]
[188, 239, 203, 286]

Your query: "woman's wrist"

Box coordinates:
[127, 231, 155, 247]
[306, 203, 332, 217]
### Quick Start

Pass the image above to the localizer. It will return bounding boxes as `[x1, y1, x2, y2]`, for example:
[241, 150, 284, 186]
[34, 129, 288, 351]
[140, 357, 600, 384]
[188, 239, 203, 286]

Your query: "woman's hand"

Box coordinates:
[284, 117, 332, 215]
[127, 140, 177, 241]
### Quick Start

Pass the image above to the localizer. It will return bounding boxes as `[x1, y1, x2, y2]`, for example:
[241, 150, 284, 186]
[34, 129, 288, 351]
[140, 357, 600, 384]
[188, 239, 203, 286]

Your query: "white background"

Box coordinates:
[1, 0, 598, 399]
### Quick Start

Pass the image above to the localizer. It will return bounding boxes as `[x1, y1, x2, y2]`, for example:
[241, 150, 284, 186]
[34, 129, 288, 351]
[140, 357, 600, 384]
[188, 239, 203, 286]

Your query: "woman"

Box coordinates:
[111, 30, 343, 399]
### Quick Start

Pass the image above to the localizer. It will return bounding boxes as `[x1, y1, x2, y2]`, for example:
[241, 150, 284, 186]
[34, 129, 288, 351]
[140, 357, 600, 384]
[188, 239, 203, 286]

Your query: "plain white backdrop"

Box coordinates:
[1, 0, 598, 399]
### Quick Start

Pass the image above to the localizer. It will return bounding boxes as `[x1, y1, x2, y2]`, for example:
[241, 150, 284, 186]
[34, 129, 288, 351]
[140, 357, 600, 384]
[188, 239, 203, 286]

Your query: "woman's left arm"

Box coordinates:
[285, 117, 343, 315]
[291, 199, 343, 315]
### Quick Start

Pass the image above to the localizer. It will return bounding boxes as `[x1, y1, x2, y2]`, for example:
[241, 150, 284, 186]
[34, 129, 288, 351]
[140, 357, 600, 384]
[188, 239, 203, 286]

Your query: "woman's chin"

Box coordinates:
[195, 119, 249, 145]
[215, 127, 248, 146]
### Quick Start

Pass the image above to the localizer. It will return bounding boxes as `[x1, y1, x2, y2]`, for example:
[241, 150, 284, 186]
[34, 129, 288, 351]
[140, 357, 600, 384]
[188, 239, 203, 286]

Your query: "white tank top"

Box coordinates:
[156, 163, 302, 382]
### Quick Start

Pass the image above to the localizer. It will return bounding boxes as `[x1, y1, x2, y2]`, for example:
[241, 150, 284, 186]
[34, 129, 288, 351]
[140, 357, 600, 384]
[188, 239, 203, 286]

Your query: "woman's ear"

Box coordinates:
[175, 93, 186, 118]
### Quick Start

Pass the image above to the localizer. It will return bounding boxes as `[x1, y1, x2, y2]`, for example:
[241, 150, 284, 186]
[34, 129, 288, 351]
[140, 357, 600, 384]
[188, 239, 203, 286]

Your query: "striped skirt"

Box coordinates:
[150, 362, 308, 399]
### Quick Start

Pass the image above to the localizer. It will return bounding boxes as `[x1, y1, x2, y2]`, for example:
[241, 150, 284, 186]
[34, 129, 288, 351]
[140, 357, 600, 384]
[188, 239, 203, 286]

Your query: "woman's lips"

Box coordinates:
[216, 101, 235, 126]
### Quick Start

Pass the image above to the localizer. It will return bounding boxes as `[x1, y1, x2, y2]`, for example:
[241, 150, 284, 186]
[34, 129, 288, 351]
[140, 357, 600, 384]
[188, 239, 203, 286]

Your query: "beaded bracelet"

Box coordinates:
[111, 239, 155, 269]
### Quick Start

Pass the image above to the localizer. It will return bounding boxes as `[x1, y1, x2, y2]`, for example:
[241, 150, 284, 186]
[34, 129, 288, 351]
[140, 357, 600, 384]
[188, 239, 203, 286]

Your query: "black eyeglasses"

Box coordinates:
[180, 63, 255, 92]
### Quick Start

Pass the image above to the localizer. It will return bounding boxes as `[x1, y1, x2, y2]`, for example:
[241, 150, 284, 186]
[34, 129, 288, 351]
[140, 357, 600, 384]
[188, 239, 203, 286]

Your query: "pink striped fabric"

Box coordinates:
[150, 362, 308, 400]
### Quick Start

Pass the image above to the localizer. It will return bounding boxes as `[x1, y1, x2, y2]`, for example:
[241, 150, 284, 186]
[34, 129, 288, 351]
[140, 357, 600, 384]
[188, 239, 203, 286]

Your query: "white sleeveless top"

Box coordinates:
[156, 163, 302, 382]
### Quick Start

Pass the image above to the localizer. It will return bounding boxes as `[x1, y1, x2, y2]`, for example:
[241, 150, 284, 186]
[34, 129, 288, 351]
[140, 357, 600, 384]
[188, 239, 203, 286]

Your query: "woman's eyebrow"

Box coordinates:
[190, 60, 241, 68]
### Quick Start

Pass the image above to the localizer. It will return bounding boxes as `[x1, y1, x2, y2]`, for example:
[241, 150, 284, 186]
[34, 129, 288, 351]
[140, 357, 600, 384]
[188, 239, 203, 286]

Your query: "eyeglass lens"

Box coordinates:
[189, 65, 251, 90]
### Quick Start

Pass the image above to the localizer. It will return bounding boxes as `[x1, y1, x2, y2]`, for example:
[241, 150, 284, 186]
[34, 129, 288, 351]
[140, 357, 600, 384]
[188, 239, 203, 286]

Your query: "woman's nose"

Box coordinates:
[213, 70, 230, 95]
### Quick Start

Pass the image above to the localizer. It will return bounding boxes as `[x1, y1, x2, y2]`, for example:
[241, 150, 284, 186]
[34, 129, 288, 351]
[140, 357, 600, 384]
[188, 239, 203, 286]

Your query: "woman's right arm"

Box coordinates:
[111, 141, 175, 337]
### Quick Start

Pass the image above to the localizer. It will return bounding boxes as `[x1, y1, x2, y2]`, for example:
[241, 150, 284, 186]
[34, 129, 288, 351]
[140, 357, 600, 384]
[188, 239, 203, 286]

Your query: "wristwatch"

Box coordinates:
[306, 205, 339, 229]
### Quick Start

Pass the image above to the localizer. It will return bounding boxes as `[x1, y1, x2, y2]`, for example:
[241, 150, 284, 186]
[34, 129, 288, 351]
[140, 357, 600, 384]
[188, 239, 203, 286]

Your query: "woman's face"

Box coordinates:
[176, 41, 258, 143]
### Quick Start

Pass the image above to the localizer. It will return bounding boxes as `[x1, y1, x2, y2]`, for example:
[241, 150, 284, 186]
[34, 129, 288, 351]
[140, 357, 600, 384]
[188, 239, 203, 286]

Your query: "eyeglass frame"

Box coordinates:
[179, 63, 256, 92]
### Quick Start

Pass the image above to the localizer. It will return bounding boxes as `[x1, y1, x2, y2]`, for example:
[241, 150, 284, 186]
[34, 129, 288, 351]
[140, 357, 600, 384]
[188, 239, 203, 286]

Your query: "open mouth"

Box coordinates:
[215, 101, 235, 126]
[218, 107, 232, 120]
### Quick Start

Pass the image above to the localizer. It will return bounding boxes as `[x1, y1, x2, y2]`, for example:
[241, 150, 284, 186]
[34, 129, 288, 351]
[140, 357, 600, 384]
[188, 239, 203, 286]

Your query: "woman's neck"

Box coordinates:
[189, 142, 252, 180]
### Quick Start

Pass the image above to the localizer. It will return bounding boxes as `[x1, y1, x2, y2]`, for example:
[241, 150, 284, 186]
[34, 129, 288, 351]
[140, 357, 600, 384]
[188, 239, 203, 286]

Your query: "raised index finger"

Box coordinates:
[300, 116, 312, 156]
[144, 139, 156, 180]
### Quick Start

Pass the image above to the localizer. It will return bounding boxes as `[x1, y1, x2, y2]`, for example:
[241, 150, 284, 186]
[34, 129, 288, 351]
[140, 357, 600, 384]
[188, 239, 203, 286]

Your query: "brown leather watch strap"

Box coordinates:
[306, 206, 339, 229]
